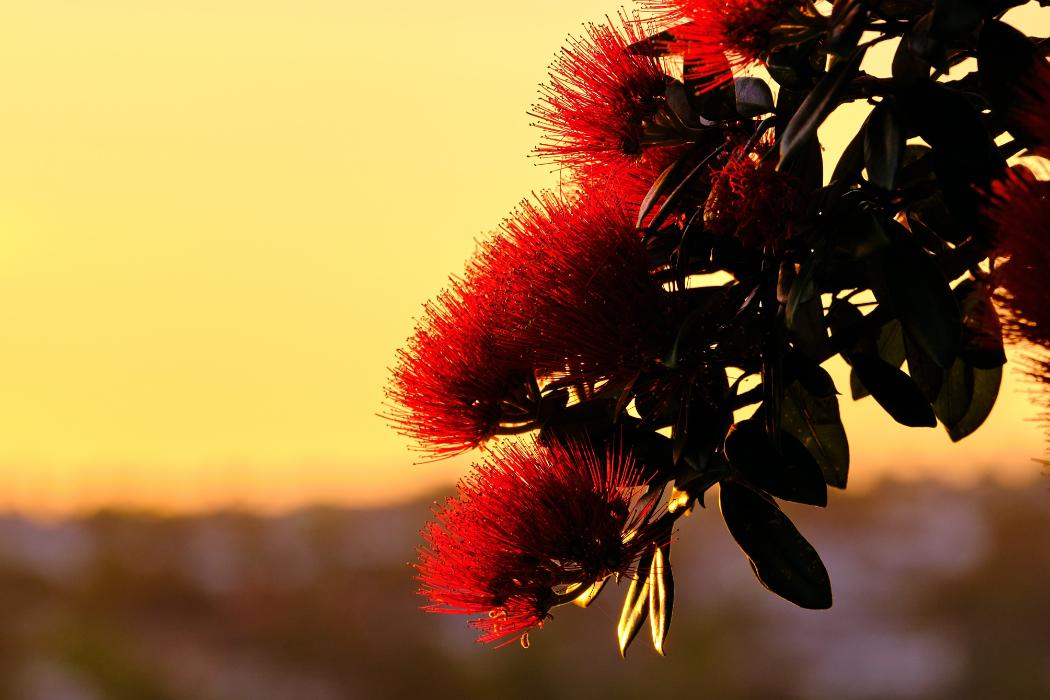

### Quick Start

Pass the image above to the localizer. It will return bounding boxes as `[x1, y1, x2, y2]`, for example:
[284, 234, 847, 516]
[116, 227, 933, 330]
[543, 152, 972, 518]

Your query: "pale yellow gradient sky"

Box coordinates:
[0, 2, 1045, 516]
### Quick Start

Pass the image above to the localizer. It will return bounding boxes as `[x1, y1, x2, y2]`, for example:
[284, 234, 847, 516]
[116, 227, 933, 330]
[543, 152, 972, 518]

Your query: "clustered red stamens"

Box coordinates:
[984, 167, 1050, 444]
[647, 0, 801, 91]
[704, 144, 799, 250]
[386, 190, 670, 457]
[416, 441, 661, 646]
[499, 192, 671, 381]
[985, 167, 1050, 352]
[385, 282, 534, 459]
[532, 19, 670, 175]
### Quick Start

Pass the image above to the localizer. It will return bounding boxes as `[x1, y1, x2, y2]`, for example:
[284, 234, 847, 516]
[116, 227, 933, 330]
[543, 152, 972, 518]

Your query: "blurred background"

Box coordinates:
[0, 1, 1047, 698]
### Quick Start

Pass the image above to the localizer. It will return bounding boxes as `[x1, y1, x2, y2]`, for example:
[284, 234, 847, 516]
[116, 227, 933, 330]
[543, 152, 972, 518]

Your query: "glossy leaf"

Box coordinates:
[979, 20, 1043, 149]
[724, 419, 828, 506]
[946, 365, 1002, 442]
[720, 482, 832, 609]
[851, 319, 905, 399]
[929, 0, 988, 39]
[864, 99, 903, 191]
[932, 356, 974, 429]
[617, 549, 653, 657]
[958, 280, 1006, 369]
[649, 544, 674, 656]
[904, 329, 945, 402]
[637, 150, 689, 228]
[851, 354, 937, 427]
[735, 77, 774, 117]
[898, 81, 1006, 221]
[780, 47, 866, 165]
[780, 376, 850, 489]
[932, 355, 1003, 441]
[785, 260, 817, 330]
[831, 122, 866, 184]
[570, 577, 610, 609]
[866, 237, 961, 368]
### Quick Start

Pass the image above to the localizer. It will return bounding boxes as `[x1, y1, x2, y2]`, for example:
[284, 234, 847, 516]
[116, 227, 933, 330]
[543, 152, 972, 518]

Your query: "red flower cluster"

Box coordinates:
[532, 19, 670, 177]
[416, 440, 660, 647]
[488, 191, 671, 381]
[985, 166, 1050, 443]
[704, 143, 799, 250]
[985, 167, 1050, 353]
[647, 0, 807, 90]
[386, 282, 536, 458]
[388, 189, 670, 457]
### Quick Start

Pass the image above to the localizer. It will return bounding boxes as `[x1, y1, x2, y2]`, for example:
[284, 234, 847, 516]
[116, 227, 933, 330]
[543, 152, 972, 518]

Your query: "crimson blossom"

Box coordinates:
[531, 19, 671, 180]
[984, 166, 1050, 444]
[473, 190, 673, 383]
[416, 440, 661, 647]
[984, 166, 1050, 354]
[385, 280, 537, 459]
[646, 0, 823, 90]
[704, 143, 799, 250]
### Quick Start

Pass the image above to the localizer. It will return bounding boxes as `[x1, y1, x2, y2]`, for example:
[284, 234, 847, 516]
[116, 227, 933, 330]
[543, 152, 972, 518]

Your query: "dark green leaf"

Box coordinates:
[780, 47, 867, 165]
[908, 191, 969, 245]
[826, 0, 868, 57]
[693, 79, 738, 122]
[791, 293, 832, 361]
[735, 77, 775, 117]
[831, 123, 867, 184]
[946, 365, 1001, 441]
[898, 81, 1006, 220]
[785, 260, 817, 330]
[780, 377, 850, 488]
[832, 207, 890, 261]
[865, 236, 961, 368]
[780, 134, 824, 194]
[719, 482, 832, 609]
[724, 419, 828, 506]
[637, 150, 690, 228]
[929, 0, 988, 40]
[649, 544, 674, 656]
[933, 356, 974, 428]
[827, 298, 866, 354]
[864, 99, 903, 190]
[978, 21, 1045, 158]
[892, 24, 932, 84]
[958, 280, 1006, 369]
[767, 38, 825, 90]
[905, 11, 946, 68]
[904, 328, 945, 401]
[851, 354, 937, 427]
[851, 319, 905, 399]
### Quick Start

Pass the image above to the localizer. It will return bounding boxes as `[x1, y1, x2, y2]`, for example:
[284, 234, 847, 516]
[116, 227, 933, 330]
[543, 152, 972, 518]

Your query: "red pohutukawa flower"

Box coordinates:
[704, 144, 799, 250]
[416, 440, 660, 647]
[385, 281, 538, 459]
[647, 0, 822, 90]
[531, 19, 671, 176]
[388, 189, 671, 456]
[985, 167, 1050, 353]
[475, 190, 672, 382]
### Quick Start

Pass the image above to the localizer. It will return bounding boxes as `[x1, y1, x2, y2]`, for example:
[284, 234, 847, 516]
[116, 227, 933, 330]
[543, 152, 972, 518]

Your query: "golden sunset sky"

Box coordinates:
[0, 2, 1046, 515]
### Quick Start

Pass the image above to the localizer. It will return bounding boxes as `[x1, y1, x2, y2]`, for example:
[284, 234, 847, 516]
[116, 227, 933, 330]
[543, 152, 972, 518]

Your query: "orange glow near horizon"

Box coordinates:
[0, 2, 1046, 517]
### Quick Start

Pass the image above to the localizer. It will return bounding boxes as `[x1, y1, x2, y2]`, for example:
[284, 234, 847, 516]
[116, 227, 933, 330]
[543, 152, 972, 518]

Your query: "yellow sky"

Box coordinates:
[0, 2, 1045, 516]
